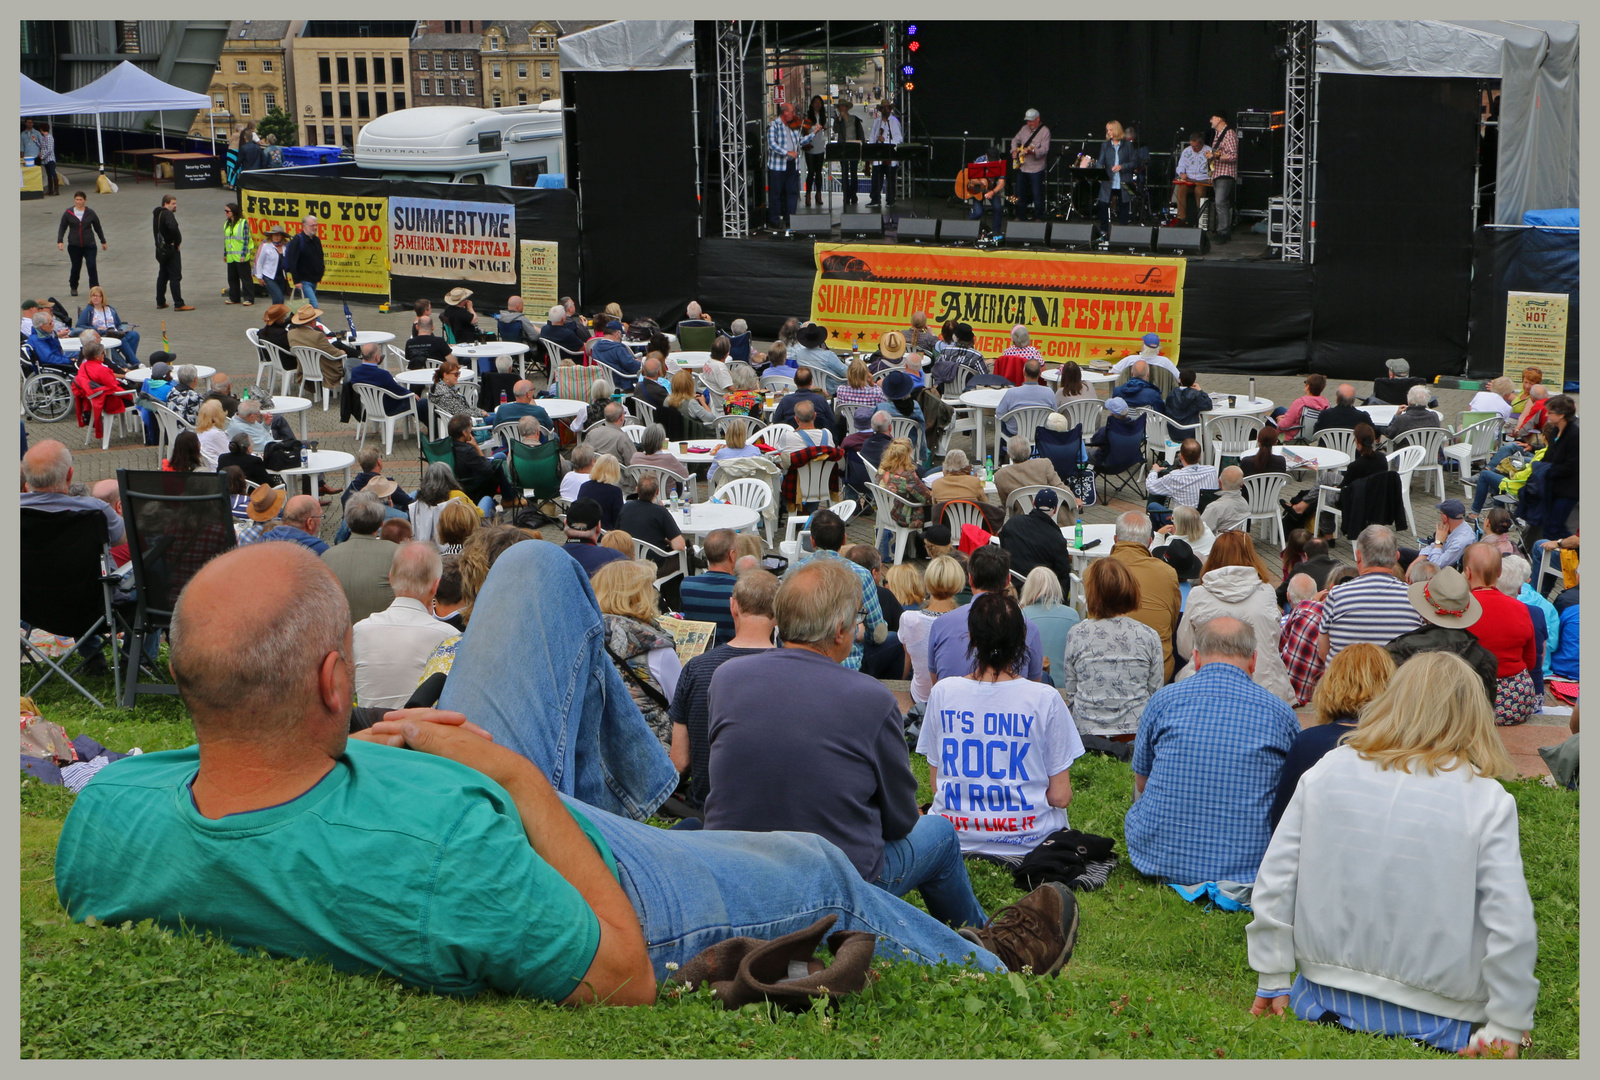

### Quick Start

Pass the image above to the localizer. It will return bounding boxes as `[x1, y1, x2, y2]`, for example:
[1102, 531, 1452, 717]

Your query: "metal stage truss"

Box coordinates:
[1280, 20, 1314, 263]
[716, 21, 754, 238]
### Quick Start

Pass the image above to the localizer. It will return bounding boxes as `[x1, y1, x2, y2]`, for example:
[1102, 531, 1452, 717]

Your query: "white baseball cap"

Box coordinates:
[1024, 109, 1040, 121]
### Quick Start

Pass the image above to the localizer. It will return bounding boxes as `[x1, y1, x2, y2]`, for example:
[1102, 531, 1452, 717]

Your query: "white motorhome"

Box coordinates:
[354, 101, 565, 187]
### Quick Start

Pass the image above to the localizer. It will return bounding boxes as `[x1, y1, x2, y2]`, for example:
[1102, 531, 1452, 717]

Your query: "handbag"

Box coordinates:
[1063, 464, 1097, 507]
[244, 385, 276, 409]
[285, 283, 308, 314]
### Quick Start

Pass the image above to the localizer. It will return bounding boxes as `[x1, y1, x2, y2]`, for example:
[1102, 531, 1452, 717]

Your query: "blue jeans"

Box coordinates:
[115, 328, 141, 367]
[875, 814, 988, 928]
[1015, 170, 1045, 220]
[298, 282, 319, 308]
[768, 165, 798, 225]
[569, 796, 1004, 979]
[263, 279, 286, 306]
[1471, 444, 1521, 511]
[967, 196, 1005, 235]
[438, 539, 681, 820]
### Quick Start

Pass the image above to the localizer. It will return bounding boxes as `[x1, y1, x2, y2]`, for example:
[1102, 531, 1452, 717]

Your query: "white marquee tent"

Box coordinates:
[19, 61, 213, 170]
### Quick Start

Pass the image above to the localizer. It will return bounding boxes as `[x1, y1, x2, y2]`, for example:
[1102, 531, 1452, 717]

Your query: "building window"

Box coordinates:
[418, 79, 429, 97]
[540, 89, 552, 102]
[375, 92, 388, 116]
[489, 34, 500, 51]
[264, 91, 276, 111]
[306, 124, 317, 145]
[463, 52, 474, 70]
[373, 56, 386, 83]
[336, 56, 349, 84]
[339, 90, 351, 117]
[417, 52, 429, 71]
[540, 62, 551, 79]
[238, 93, 251, 116]
[321, 90, 333, 116]
[394, 92, 405, 110]
[491, 91, 502, 108]
[213, 95, 226, 112]
[433, 53, 444, 70]
[444, 21, 461, 34]
[517, 62, 527, 79]
[357, 92, 369, 119]
[517, 90, 527, 105]
[215, 61, 222, 73]
[323, 124, 336, 144]
[117, 20, 141, 53]
[449, 53, 459, 70]
[491, 62, 501, 79]
[341, 124, 353, 149]
[236, 59, 248, 73]
[463, 77, 475, 97]
[318, 56, 332, 83]
[537, 35, 553, 50]
[435, 78, 445, 96]
[355, 56, 367, 84]
[449, 78, 460, 97]
[262, 58, 273, 73]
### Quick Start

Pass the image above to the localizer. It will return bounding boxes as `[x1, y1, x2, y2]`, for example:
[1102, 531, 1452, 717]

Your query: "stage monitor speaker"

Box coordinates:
[791, 213, 832, 236]
[840, 210, 883, 237]
[1154, 226, 1210, 255]
[897, 218, 940, 243]
[940, 218, 981, 243]
[1005, 221, 1049, 246]
[1048, 221, 1099, 248]
[1107, 224, 1155, 252]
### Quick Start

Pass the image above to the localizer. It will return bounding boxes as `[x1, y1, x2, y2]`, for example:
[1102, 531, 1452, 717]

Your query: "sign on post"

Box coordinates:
[1503, 291, 1568, 390]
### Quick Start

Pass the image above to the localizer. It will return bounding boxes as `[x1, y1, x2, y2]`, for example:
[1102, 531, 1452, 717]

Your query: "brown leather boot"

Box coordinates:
[671, 915, 878, 1011]
[959, 881, 1080, 976]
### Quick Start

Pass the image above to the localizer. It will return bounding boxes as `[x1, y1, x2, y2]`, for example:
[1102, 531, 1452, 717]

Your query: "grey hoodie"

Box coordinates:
[1173, 564, 1297, 704]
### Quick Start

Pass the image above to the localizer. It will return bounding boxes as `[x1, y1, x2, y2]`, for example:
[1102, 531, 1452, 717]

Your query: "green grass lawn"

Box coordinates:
[19, 662, 1580, 1059]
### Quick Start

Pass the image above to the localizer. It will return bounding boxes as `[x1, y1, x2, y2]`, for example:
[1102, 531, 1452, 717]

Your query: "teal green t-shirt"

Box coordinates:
[55, 740, 618, 1002]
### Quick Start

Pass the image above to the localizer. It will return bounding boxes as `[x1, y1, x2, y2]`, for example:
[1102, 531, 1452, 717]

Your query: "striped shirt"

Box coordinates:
[677, 571, 739, 648]
[1145, 462, 1218, 508]
[1319, 571, 1423, 657]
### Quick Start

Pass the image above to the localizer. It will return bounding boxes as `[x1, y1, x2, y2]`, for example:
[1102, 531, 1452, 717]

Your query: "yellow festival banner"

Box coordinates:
[809, 243, 1186, 362]
[241, 189, 389, 295]
[1502, 291, 1569, 390]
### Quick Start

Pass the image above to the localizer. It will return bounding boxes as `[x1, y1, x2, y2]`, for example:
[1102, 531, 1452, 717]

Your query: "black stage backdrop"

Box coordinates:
[1311, 75, 1480, 379]
[908, 22, 1282, 202]
[566, 70, 700, 326]
[237, 169, 579, 308]
[1467, 226, 1581, 383]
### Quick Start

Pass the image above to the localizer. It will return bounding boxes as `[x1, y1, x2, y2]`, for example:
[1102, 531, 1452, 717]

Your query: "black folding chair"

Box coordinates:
[20, 508, 120, 707]
[1097, 414, 1149, 505]
[116, 469, 237, 707]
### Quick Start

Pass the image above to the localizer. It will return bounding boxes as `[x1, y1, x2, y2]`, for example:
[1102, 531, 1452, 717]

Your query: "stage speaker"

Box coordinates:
[940, 218, 981, 243]
[1154, 226, 1210, 255]
[790, 213, 832, 236]
[1005, 221, 1049, 246]
[1048, 221, 1098, 249]
[840, 210, 884, 237]
[1107, 224, 1155, 252]
[896, 218, 940, 243]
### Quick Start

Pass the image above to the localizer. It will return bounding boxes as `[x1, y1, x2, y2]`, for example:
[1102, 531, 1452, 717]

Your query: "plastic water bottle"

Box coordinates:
[500, 391, 508, 405]
[300, 445, 309, 470]
[683, 498, 693, 524]
[985, 455, 995, 482]
[1075, 518, 1084, 549]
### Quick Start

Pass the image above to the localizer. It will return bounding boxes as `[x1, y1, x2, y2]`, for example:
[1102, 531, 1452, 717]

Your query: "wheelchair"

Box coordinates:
[20, 344, 76, 423]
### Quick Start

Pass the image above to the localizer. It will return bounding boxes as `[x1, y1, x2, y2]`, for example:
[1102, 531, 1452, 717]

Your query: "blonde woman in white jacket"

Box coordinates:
[1173, 530, 1296, 704]
[1246, 652, 1537, 1056]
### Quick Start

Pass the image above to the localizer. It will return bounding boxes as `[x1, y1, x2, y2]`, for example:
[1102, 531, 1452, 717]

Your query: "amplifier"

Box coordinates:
[1236, 110, 1283, 131]
[840, 211, 884, 237]
[1048, 221, 1098, 249]
[1154, 226, 1209, 255]
[1106, 224, 1155, 252]
[1005, 221, 1049, 246]
[940, 219, 982, 243]
[896, 218, 940, 242]
[790, 213, 832, 236]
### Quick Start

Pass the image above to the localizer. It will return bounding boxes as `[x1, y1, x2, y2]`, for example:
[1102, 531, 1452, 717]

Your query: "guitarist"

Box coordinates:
[1009, 108, 1051, 221]
[955, 146, 1009, 237]
[1205, 111, 1239, 244]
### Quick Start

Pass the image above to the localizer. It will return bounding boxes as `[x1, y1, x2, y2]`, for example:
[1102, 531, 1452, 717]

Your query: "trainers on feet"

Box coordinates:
[961, 882, 1079, 976]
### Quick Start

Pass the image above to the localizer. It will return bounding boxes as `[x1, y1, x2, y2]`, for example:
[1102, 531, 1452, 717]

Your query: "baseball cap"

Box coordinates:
[1033, 489, 1059, 511]
[566, 497, 603, 530]
[1436, 499, 1466, 519]
[1105, 397, 1129, 416]
[149, 360, 174, 380]
[1024, 108, 1040, 121]
[1143, 332, 1160, 348]
[605, 320, 624, 332]
[854, 405, 876, 427]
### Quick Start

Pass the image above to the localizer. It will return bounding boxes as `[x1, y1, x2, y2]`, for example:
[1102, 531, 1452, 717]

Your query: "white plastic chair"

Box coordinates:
[713, 413, 765, 439]
[759, 422, 795, 447]
[1391, 426, 1451, 498]
[145, 400, 193, 463]
[634, 537, 686, 593]
[291, 345, 331, 409]
[935, 407, 977, 457]
[255, 336, 298, 397]
[491, 420, 526, 455]
[81, 388, 139, 450]
[778, 499, 859, 561]
[1059, 397, 1104, 437]
[939, 364, 973, 403]
[352, 383, 421, 455]
[715, 476, 776, 545]
[384, 344, 409, 372]
[791, 455, 839, 511]
[1239, 472, 1289, 548]
[246, 327, 274, 387]
[760, 373, 796, 395]
[621, 424, 647, 445]
[1443, 417, 1503, 489]
[629, 464, 696, 502]
[1004, 484, 1075, 520]
[887, 414, 924, 455]
[1386, 444, 1427, 537]
[1069, 571, 1087, 617]
[1202, 413, 1264, 468]
[999, 405, 1054, 446]
[543, 338, 583, 372]
[939, 499, 989, 534]
[630, 396, 657, 427]
[1312, 426, 1358, 461]
[1294, 406, 1322, 443]
[865, 482, 918, 564]
[1131, 407, 1179, 464]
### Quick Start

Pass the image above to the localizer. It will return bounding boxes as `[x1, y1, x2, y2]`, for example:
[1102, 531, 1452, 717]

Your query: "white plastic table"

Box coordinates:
[539, 398, 588, 424]
[453, 340, 531, 378]
[667, 438, 725, 464]
[274, 449, 355, 497]
[269, 394, 313, 440]
[1041, 366, 1116, 386]
[667, 502, 760, 536]
[1275, 445, 1352, 472]
[1058, 522, 1119, 571]
[959, 387, 1009, 463]
[921, 469, 998, 496]
[342, 330, 395, 347]
[396, 367, 475, 387]
[667, 351, 711, 371]
[1362, 404, 1400, 428]
[1202, 392, 1275, 417]
[124, 364, 216, 385]
[63, 336, 122, 354]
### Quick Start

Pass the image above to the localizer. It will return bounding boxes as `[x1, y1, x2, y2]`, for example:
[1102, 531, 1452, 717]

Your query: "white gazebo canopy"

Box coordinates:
[36, 60, 214, 169]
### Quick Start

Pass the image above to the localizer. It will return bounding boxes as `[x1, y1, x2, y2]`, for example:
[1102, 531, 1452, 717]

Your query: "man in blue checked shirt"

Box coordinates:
[767, 103, 804, 230]
[795, 508, 886, 671]
[1124, 615, 1300, 887]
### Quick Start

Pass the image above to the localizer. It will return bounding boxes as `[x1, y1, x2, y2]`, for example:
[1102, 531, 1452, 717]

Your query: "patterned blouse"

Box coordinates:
[876, 465, 932, 529]
[428, 382, 478, 418]
[723, 389, 761, 417]
[1058, 615, 1166, 737]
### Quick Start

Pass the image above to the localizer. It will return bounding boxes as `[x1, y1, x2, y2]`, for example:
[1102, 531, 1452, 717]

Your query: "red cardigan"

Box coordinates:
[1470, 587, 1537, 678]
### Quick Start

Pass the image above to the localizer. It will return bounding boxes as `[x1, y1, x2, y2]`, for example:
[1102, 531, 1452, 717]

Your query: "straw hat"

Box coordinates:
[290, 306, 323, 325]
[445, 287, 473, 305]
[364, 476, 398, 499]
[247, 483, 287, 522]
[1406, 566, 1483, 629]
[878, 330, 907, 360]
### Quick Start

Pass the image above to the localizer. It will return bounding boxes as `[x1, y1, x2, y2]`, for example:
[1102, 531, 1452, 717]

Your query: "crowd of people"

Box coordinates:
[21, 273, 1575, 1056]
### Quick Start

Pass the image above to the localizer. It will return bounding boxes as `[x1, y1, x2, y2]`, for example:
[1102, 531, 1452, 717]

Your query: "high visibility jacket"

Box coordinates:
[223, 219, 251, 263]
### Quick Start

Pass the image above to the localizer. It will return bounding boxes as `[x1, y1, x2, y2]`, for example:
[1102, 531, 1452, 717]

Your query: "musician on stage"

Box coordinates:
[1009, 108, 1051, 222]
[802, 95, 829, 208]
[1095, 120, 1135, 230]
[766, 103, 804, 230]
[1205, 112, 1239, 244]
[960, 146, 1008, 237]
[1171, 132, 1213, 226]
[866, 99, 903, 211]
[833, 100, 866, 207]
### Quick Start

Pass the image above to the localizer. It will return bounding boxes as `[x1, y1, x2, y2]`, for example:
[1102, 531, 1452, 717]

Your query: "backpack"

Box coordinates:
[262, 437, 304, 472]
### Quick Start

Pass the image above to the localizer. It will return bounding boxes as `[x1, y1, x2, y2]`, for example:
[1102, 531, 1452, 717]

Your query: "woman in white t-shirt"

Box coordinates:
[917, 592, 1084, 862]
[896, 556, 964, 712]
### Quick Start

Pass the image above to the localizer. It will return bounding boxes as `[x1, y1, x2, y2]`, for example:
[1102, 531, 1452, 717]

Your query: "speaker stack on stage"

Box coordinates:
[940, 218, 981, 244]
[790, 213, 832, 237]
[1004, 221, 1049, 247]
[1107, 225, 1156, 252]
[1155, 226, 1210, 255]
[840, 210, 884, 238]
[1048, 221, 1099, 250]
[896, 218, 940, 243]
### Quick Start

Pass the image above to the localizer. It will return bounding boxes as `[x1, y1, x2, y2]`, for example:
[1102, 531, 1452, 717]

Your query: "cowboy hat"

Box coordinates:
[878, 330, 907, 360]
[247, 483, 287, 522]
[262, 303, 290, 324]
[798, 322, 829, 348]
[444, 287, 474, 305]
[290, 306, 323, 325]
[1406, 566, 1483, 630]
[364, 476, 398, 499]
